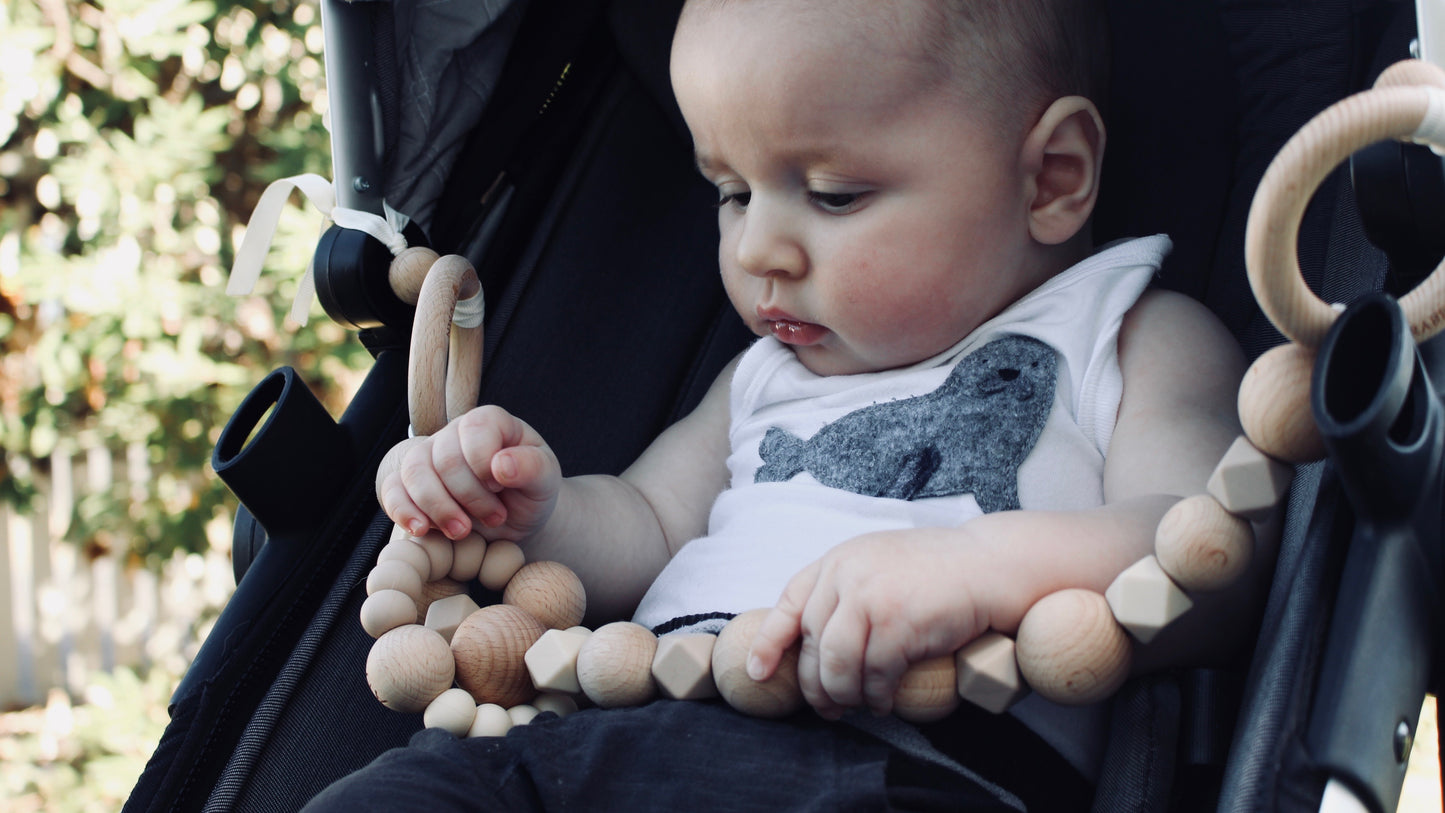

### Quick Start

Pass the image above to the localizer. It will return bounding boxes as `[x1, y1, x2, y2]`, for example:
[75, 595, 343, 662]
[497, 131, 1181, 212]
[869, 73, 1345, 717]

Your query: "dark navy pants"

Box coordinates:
[301, 700, 1089, 812]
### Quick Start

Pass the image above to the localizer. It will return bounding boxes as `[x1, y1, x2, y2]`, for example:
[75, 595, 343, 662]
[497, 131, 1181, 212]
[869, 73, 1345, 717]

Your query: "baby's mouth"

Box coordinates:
[766, 318, 827, 346]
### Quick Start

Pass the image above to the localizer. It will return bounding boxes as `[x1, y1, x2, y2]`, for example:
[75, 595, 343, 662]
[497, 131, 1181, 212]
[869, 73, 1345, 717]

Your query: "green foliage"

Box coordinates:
[0, 0, 372, 564]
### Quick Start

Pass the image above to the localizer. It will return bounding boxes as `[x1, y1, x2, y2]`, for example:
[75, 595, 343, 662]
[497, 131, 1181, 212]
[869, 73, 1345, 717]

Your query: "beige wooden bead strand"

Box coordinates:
[576, 621, 659, 708]
[478, 539, 527, 592]
[366, 558, 424, 601]
[503, 561, 587, 630]
[408, 254, 485, 436]
[1238, 342, 1325, 463]
[388, 246, 440, 306]
[376, 533, 433, 577]
[360, 589, 419, 638]
[449, 534, 489, 582]
[1015, 589, 1132, 705]
[451, 603, 546, 708]
[410, 531, 456, 582]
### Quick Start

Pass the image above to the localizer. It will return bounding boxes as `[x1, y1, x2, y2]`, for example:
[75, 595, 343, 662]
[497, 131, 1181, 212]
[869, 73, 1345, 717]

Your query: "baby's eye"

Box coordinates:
[808, 190, 865, 214]
[715, 190, 751, 210]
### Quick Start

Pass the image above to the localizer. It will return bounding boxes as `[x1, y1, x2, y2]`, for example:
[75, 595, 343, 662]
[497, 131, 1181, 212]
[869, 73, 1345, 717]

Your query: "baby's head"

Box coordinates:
[672, 0, 1110, 375]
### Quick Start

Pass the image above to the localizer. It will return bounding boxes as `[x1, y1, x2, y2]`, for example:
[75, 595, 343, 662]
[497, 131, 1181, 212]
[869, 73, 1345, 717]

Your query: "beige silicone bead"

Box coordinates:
[1155, 494, 1255, 591]
[893, 655, 960, 724]
[360, 589, 419, 638]
[1206, 436, 1294, 521]
[713, 609, 804, 719]
[1238, 343, 1325, 463]
[377, 537, 432, 577]
[367, 559, 424, 601]
[1104, 556, 1194, 644]
[467, 703, 514, 738]
[478, 540, 526, 591]
[503, 561, 587, 630]
[366, 624, 455, 713]
[507, 704, 541, 727]
[1015, 589, 1132, 705]
[424, 688, 479, 737]
[449, 534, 489, 582]
[525, 627, 590, 694]
[652, 633, 720, 701]
[955, 632, 1029, 714]
[576, 622, 659, 708]
[534, 693, 580, 718]
[451, 603, 545, 707]
[412, 531, 456, 582]
[425, 593, 482, 644]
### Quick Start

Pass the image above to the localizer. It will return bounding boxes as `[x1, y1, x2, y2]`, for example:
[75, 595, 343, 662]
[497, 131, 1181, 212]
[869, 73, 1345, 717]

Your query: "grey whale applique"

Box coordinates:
[754, 334, 1057, 512]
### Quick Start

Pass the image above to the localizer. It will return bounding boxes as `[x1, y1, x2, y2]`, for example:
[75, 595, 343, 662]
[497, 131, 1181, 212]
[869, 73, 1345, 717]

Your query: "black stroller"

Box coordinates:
[124, 0, 1445, 810]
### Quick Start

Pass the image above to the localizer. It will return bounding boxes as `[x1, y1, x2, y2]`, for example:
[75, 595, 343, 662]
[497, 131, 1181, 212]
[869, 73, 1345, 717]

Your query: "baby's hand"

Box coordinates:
[747, 529, 991, 719]
[377, 405, 561, 542]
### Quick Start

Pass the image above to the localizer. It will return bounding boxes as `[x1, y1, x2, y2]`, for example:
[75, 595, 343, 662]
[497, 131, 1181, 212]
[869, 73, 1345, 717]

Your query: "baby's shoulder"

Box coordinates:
[1119, 288, 1246, 395]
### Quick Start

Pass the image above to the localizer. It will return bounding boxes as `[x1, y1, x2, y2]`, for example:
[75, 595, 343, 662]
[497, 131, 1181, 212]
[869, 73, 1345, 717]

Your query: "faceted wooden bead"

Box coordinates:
[451, 604, 546, 707]
[1104, 556, 1193, 644]
[1155, 494, 1255, 591]
[576, 622, 658, 708]
[503, 561, 587, 630]
[366, 624, 454, 713]
[651, 633, 720, 701]
[1015, 589, 1132, 705]
[713, 609, 804, 719]
[424, 593, 482, 644]
[525, 627, 590, 694]
[955, 632, 1029, 714]
[892, 655, 960, 724]
[415, 577, 467, 622]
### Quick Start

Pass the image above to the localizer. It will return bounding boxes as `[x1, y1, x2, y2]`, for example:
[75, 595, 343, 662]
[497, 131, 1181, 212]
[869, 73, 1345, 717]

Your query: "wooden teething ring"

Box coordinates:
[1246, 60, 1445, 347]
[408, 254, 485, 436]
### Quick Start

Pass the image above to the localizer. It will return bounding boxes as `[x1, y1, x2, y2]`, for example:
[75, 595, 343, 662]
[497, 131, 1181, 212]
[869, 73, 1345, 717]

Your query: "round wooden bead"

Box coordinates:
[389, 246, 440, 305]
[367, 559, 424, 601]
[449, 534, 488, 582]
[1015, 589, 1132, 705]
[424, 688, 479, 737]
[503, 561, 587, 630]
[892, 655, 960, 724]
[360, 588, 419, 638]
[377, 537, 432, 580]
[1155, 494, 1255, 591]
[411, 531, 456, 582]
[576, 621, 658, 708]
[478, 540, 527, 591]
[467, 703, 513, 738]
[712, 609, 804, 719]
[1238, 342, 1325, 463]
[366, 624, 455, 713]
[451, 604, 546, 707]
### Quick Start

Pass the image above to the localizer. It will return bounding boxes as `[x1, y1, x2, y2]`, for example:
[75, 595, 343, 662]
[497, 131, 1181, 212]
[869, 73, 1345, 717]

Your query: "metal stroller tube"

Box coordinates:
[1306, 293, 1445, 812]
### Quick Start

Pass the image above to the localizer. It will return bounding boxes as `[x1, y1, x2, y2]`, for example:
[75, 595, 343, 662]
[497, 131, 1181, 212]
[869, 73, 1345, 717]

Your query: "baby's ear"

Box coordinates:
[1021, 97, 1105, 246]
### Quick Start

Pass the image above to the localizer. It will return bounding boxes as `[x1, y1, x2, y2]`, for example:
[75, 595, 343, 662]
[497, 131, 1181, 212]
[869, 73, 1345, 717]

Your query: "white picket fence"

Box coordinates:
[0, 446, 234, 711]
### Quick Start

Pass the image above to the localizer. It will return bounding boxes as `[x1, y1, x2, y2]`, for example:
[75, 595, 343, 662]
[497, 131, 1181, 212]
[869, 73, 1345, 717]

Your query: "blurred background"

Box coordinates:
[0, 1, 370, 809]
[0, 1, 1440, 811]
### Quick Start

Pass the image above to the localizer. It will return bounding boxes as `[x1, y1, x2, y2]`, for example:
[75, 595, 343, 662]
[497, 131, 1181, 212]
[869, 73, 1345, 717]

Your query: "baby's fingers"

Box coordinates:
[491, 445, 561, 500]
[748, 562, 816, 682]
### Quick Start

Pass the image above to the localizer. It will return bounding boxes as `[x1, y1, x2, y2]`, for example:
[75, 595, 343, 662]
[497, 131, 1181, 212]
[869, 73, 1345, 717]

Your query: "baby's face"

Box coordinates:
[673, 1, 1045, 376]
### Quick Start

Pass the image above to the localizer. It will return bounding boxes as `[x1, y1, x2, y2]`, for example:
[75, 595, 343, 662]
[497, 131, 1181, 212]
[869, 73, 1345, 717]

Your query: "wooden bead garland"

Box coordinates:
[366, 72, 1445, 735]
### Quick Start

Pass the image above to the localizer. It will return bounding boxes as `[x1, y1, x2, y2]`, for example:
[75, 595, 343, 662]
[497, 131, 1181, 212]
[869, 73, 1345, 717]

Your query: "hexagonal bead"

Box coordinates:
[1104, 555, 1193, 644]
[1206, 436, 1294, 521]
[651, 633, 720, 701]
[955, 632, 1028, 714]
[425, 593, 482, 643]
[525, 627, 590, 694]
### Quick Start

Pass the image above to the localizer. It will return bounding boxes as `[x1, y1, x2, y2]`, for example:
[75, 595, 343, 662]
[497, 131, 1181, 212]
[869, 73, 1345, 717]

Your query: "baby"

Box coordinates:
[315, 0, 1253, 809]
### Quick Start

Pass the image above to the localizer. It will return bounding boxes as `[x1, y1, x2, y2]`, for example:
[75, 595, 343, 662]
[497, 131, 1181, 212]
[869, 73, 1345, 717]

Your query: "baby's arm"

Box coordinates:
[749, 289, 1252, 717]
[379, 357, 738, 622]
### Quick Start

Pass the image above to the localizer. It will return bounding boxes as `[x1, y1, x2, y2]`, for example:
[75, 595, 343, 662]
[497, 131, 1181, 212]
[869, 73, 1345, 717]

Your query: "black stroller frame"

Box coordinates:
[125, 1, 1445, 811]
